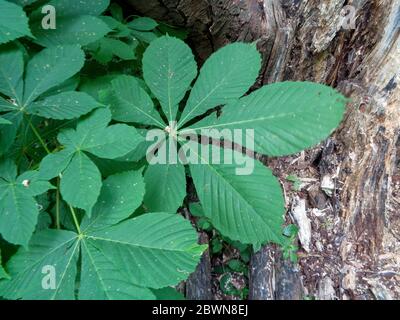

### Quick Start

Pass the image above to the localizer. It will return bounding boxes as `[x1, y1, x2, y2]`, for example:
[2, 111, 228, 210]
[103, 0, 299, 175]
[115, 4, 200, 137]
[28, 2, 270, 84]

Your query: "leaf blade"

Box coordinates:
[143, 36, 197, 122]
[178, 42, 261, 127]
[187, 82, 346, 156]
[23, 45, 85, 105]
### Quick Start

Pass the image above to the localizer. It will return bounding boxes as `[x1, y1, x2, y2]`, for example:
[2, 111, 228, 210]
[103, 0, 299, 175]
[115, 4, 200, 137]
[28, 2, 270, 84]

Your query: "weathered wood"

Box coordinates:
[249, 245, 275, 300]
[130, 0, 400, 299]
[185, 232, 213, 300]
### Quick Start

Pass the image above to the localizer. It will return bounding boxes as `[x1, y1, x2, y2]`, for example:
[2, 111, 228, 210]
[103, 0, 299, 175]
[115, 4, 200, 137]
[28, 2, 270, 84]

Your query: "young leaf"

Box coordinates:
[23, 45, 85, 105]
[188, 82, 346, 156]
[28, 91, 101, 120]
[0, 0, 32, 44]
[128, 17, 158, 31]
[178, 42, 261, 127]
[185, 142, 285, 245]
[143, 36, 197, 122]
[0, 159, 53, 247]
[92, 38, 136, 64]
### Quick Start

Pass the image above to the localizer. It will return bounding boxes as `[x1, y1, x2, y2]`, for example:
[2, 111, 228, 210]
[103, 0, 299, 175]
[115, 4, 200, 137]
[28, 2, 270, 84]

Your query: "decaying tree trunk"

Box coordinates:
[129, 0, 400, 299]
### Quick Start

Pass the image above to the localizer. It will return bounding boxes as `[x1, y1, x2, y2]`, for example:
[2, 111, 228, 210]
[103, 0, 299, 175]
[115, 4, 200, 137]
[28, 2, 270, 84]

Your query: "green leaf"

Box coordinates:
[79, 123, 144, 160]
[143, 36, 197, 122]
[0, 112, 22, 156]
[0, 249, 10, 280]
[0, 44, 24, 104]
[151, 287, 185, 300]
[23, 45, 85, 105]
[49, 109, 143, 213]
[0, 229, 80, 299]
[178, 42, 261, 127]
[79, 75, 117, 100]
[109, 3, 123, 21]
[0, 0, 32, 44]
[38, 148, 74, 180]
[108, 75, 165, 127]
[28, 91, 101, 120]
[188, 82, 346, 156]
[60, 151, 102, 214]
[0, 213, 204, 299]
[189, 202, 205, 218]
[0, 159, 53, 247]
[0, 117, 11, 125]
[79, 239, 155, 300]
[93, 38, 136, 63]
[45, 0, 110, 16]
[9, 0, 40, 6]
[185, 142, 285, 245]
[144, 162, 186, 213]
[128, 17, 158, 31]
[84, 213, 206, 289]
[81, 170, 145, 231]
[16, 170, 54, 196]
[59, 108, 144, 159]
[32, 15, 111, 47]
[131, 30, 158, 43]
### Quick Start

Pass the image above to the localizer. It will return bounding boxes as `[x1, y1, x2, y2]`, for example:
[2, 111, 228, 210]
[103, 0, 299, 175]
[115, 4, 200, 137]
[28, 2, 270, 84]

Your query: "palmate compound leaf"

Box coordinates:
[0, 44, 96, 154]
[38, 108, 144, 214]
[0, 0, 32, 44]
[142, 35, 198, 123]
[177, 42, 262, 127]
[180, 141, 285, 246]
[0, 159, 54, 247]
[0, 171, 206, 300]
[185, 81, 346, 157]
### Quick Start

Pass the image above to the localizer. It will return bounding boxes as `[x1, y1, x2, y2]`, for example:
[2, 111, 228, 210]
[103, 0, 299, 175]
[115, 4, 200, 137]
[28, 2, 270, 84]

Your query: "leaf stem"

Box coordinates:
[69, 205, 82, 235]
[56, 177, 61, 230]
[27, 118, 51, 154]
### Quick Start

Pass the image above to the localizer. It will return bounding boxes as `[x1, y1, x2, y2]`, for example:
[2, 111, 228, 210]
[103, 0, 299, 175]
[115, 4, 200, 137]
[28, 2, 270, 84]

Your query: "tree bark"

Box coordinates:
[129, 0, 400, 300]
